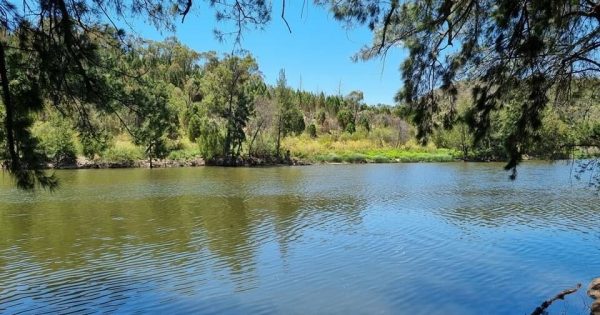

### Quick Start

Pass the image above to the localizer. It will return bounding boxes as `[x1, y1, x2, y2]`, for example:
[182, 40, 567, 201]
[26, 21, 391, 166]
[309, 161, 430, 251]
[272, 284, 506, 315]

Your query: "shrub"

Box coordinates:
[168, 148, 201, 161]
[372, 155, 391, 163]
[317, 110, 326, 126]
[79, 131, 111, 160]
[32, 117, 77, 165]
[102, 143, 143, 163]
[307, 123, 317, 138]
[344, 153, 367, 163]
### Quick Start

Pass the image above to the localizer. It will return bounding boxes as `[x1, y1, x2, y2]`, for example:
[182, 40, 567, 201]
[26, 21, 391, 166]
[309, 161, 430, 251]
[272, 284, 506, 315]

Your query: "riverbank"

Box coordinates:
[45, 154, 461, 170]
[282, 136, 458, 163]
[30, 134, 512, 170]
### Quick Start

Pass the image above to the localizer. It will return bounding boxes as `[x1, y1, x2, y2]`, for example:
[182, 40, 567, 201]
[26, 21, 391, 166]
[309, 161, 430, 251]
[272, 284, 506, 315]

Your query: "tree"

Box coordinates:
[0, 0, 274, 189]
[307, 123, 317, 138]
[337, 109, 355, 133]
[317, 109, 327, 126]
[358, 114, 371, 133]
[346, 90, 364, 126]
[326, 0, 600, 177]
[199, 54, 261, 161]
[130, 83, 177, 168]
[275, 69, 305, 157]
[247, 94, 276, 156]
[32, 112, 77, 166]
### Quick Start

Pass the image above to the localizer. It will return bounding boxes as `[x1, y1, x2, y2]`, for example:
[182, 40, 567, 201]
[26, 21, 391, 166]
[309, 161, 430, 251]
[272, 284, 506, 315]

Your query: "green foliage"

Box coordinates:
[102, 144, 144, 164]
[307, 123, 317, 138]
[186, 113, 203, 142]
[337, 109, 354, 133]
[199, 54, 260, 159]
[32, 113, 77, 165]
[130, 83, 178, 164]
[167, 148, 201, 161]
[196, 116, 225, 159]
[359, 114, 370, 133]
[317, 109, 327, 126]
[282, 109, 305, 136]
[274, 69, 306, 155]
[79, 130, 111, 160]
[1, 16, 596, 192]
[329, 0, 600, 175]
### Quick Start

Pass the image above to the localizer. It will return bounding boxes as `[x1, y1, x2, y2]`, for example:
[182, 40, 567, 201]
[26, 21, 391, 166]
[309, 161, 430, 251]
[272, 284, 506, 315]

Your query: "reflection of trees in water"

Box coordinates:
[0, 195, 202, 269]
[0, 167, 370, 303]
[0, 194, 209, 313]
[199, 195, 259, 292]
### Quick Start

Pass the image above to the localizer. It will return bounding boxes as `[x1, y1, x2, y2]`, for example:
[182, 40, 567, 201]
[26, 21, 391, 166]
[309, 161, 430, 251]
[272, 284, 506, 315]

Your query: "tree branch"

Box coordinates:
[281, 0, 292, 33]
[530, 283, 582, 315]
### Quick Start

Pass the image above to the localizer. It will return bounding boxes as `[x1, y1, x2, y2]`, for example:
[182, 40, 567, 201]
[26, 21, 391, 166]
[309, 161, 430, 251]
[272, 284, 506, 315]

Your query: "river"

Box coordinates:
[0, 162, 598, 314]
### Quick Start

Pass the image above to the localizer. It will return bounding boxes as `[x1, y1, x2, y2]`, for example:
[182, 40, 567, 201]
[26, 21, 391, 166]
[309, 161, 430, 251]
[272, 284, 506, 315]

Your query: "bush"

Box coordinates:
[372, 155, 391, 163]
[337, 109, 354, 132]
[79, 131, 111, 160]
[32, 117, 77, 165]
[307, 123, 317, 138]
[317, 110, 326, 126]
[102, 143, 143, 163]
[168, 148, 201, 161]
[344, 153, 367, 163]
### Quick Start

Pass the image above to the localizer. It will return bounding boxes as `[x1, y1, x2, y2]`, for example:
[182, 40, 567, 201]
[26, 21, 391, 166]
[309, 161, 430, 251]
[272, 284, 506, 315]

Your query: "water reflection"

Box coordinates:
[0, 164, 598, 314]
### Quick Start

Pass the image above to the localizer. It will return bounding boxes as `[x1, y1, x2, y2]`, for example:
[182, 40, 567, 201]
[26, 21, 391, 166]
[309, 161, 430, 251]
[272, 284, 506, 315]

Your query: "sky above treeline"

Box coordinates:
[129, 1, 406, 105]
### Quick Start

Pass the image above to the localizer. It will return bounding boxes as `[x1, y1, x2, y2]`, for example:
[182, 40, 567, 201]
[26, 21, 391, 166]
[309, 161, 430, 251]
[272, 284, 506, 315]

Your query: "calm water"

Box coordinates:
[0, 163, 599, 314]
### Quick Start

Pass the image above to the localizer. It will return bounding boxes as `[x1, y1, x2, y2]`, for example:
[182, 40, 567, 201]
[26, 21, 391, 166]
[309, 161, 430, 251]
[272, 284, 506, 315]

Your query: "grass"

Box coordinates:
[76, 130, 458, 166]
[283, 134, 458, 164]
[92, 135, 203, 163]
[87, 134, 141, 163]
[101, 140, 144, 163]
[167, 148, 202, 161]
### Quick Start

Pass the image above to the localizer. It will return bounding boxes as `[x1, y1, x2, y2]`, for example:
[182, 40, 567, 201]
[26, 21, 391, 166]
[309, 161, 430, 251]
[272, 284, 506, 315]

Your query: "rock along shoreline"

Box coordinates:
[46, 156, 311, 170]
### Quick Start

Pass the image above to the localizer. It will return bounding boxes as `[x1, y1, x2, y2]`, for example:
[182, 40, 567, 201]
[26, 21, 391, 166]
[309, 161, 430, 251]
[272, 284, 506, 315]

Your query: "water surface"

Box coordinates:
[1, 163, 599, 314]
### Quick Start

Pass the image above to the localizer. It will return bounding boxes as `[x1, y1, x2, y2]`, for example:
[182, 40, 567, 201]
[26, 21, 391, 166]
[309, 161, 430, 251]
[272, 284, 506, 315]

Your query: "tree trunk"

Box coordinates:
[148, 143, 153, 169]
[276, 115, 282, 158]
[0, 42, 18, 171]
[248, 120, 264, 156]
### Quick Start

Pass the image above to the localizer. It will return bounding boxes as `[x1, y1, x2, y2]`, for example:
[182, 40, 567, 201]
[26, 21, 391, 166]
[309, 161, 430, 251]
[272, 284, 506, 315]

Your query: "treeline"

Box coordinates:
[429, 80, 600, 162]
[1, 30, 598, 168]
[3, 31, 418, 167]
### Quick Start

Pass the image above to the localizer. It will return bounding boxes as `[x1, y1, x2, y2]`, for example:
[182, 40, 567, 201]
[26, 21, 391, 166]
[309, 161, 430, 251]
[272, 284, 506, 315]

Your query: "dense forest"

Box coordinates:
[1, 31, 599, 171]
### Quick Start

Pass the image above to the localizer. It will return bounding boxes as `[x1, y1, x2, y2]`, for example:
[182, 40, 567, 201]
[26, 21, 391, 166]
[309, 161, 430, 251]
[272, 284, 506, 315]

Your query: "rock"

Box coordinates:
[590, 278, 600, 315]
[592, 300, 600, 315]
[587, 278, 600, 299]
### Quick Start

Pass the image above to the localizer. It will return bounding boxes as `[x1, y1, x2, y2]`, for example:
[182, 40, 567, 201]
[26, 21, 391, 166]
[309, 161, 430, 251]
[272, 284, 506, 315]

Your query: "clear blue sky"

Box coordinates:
[129, 2, 406, 105]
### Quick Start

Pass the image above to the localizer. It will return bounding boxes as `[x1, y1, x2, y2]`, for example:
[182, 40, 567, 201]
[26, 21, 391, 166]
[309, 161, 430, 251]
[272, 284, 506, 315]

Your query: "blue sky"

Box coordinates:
[129, 2, 407, 105]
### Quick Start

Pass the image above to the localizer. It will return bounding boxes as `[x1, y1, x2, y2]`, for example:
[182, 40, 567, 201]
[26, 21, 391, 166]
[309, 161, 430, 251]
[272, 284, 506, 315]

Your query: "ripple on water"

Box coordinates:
[1, 163, 599, 314]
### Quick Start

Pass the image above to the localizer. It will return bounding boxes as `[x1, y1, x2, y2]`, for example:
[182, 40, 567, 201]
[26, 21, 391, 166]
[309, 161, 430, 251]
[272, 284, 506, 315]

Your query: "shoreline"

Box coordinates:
[27, 154, 580, 171]
[40, 155, 531, 170]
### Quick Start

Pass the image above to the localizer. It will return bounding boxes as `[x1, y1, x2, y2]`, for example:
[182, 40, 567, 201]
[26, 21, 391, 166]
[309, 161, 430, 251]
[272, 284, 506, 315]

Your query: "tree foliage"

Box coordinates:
[0, 0, 275, 188]
[198, 54, 261, 160]
[275, 69, 305, 156]
[325, 0, 600, 177]
[1, 0, 598, 189]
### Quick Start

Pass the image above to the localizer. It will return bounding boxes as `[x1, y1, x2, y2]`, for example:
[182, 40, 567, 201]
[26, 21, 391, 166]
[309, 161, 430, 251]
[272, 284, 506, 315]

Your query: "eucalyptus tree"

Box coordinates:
[346, 90, 364, 126]
[198, 54, 261, 161]
[274, 69, 305, 157]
